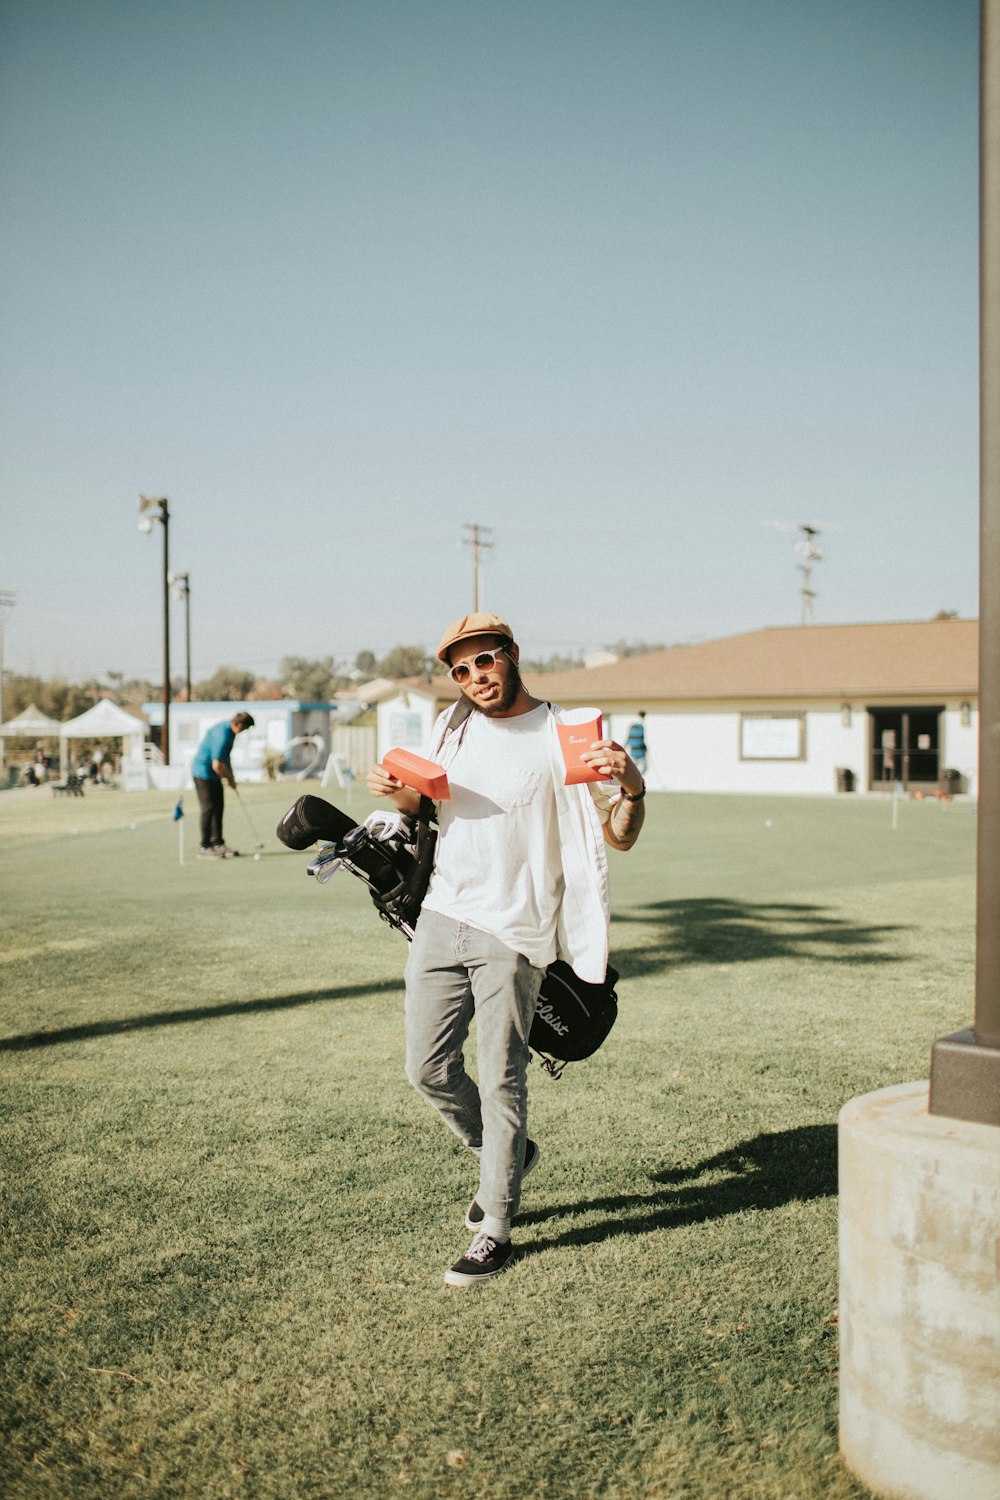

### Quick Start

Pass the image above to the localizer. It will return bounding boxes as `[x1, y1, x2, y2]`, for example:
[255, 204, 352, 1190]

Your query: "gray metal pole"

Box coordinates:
[929, 0, 1000, 1123]
[184, 577, 192, 704]
[978, 0, 1000, 1049]
[0, 594, 9, 773]
[161, 502, 171, 765]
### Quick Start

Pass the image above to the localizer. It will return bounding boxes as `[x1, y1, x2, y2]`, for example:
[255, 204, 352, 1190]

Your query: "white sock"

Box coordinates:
[479, 1213, 510, 1243]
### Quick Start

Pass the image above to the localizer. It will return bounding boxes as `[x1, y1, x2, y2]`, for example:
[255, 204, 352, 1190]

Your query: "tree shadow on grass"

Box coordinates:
[520, 1124, 837, 1256]
[0, 980, 403, 1052]
[611, 897, 909, 980]
[4, 901, 906, 1052]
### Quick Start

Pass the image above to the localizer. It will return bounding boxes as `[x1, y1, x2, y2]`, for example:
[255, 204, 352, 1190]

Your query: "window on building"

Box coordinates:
[739, 713, 806, 761]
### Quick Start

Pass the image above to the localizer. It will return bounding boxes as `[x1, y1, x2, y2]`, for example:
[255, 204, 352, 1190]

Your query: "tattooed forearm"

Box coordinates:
[607, 789, 645, 849]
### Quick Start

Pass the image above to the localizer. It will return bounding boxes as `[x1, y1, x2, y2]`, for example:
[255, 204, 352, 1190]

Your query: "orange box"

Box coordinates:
[382, 747, 451, 801]
[557, 710, 604, 784]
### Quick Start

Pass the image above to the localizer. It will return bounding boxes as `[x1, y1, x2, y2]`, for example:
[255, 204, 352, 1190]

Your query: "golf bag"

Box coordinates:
[276, 792, 437, 939]
[276, 793, 619, 1076]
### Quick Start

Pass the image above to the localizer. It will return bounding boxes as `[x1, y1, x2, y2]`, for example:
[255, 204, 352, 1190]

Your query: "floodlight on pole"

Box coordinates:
[169, 571, 191, 702]
[138, 495, 171, 762]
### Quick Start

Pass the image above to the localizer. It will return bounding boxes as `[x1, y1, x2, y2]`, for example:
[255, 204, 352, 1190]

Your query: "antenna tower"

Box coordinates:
[463, 523, 493, 611]
[794, 525, 823, 625]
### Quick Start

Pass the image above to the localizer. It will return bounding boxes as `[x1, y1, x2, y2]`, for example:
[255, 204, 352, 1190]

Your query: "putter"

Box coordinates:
[234, 786, 265, 854]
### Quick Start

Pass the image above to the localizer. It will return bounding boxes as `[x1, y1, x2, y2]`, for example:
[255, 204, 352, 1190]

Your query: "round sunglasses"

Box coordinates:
[448, 647, 511, 684]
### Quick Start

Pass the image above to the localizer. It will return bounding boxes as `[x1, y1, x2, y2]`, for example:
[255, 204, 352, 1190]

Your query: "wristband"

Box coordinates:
[619, 781, 646, 802]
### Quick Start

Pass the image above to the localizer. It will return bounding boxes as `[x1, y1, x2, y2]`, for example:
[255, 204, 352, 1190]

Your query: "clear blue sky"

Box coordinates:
[0, 0, 980, 683]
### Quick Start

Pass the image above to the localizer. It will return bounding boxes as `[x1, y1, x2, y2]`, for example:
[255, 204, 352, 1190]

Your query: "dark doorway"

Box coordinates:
[869, 707, 943, 789]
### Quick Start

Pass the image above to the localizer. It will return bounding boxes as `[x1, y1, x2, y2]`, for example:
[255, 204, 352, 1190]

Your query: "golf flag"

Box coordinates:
[173, 797, 184, 821]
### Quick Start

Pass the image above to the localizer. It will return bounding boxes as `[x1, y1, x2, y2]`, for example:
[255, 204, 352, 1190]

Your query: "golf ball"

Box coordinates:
[129, 821, 137, 830]
[254, 852, 261, 861]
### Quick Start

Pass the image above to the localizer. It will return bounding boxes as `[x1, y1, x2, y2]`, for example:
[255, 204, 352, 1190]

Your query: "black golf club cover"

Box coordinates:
[276, 795, 359, 850]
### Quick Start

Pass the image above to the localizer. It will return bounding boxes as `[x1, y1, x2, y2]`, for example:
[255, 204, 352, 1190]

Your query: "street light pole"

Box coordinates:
[169, 572, 191, 702]
[0, 590, 15, 773]
[138, 495, 171, 764]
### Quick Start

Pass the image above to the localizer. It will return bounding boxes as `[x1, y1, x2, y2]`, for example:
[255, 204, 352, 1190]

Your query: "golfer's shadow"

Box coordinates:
[519, 1124, 837, 1254]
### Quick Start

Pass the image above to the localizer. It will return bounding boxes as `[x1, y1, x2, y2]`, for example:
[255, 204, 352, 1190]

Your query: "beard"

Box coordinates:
[467, 660, 522, 716]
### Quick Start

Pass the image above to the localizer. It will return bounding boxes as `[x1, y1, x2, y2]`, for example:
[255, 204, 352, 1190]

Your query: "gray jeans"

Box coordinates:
[404, 909, 544, 1221]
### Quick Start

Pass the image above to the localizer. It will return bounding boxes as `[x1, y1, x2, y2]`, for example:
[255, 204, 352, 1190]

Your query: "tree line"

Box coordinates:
[2, 650, 428, 721]
[3, 639, 665, 721]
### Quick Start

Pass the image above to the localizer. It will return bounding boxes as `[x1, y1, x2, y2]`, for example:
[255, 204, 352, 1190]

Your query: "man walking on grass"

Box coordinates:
[192, 711, 254, 859]
[367, 613, 646, 1287]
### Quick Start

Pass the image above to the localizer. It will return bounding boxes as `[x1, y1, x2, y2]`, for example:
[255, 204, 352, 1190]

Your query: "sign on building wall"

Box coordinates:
[740, 714, 805, 761]
[388, 711, 425, 749]
[376, 692, 438, 762]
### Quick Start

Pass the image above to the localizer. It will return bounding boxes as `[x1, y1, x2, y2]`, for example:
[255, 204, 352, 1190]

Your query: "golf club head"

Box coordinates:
[340, 830, 416, 894]
[307, 847, 344, 883]
[363, 809, 407, 844]
[276, 795, 359, 850]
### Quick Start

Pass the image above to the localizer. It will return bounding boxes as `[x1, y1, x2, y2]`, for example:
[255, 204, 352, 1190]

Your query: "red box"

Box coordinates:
[382, 748, 451, 801]
[557, 711, 605, 785]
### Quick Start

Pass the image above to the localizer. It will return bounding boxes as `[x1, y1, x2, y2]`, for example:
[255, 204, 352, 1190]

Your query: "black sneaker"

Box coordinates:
[444, 1233, 517, 1288]
[465, 1139, 539, 1231]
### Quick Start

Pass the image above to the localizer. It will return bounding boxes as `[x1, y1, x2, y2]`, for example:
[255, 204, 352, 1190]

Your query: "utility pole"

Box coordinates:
[463, 523, 493, 611]
[0, 590, 14, 772]
[794, 525, 823, 624]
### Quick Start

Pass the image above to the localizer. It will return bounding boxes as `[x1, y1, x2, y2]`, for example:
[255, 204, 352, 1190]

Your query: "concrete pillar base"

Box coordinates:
[839, 1081, 1000, 1500]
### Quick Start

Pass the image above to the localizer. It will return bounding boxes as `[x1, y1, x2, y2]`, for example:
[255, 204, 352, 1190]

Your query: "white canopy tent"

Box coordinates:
[58, 700, 148, 776]
[0, 702, 65, 775]
[0, 703, 64, 739]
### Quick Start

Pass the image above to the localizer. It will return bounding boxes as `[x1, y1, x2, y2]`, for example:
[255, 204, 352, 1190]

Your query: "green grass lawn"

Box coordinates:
[0, 782, 976, 1499]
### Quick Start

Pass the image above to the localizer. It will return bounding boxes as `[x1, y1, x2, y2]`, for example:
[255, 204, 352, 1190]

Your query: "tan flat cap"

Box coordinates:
[435, 612, 514, 663]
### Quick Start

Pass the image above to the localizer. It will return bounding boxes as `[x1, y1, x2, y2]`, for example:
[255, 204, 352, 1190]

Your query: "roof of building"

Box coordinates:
[386, 619, 979, 708]
[524, 619, 979, 703]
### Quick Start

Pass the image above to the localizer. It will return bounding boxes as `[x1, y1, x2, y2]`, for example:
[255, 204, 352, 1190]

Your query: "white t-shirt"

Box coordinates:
[422, 703, 564, 969]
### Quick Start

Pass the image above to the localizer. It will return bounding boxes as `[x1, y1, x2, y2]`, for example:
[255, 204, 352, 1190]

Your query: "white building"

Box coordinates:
[143, 699, 361, 783]
[376, 619, 979, 797]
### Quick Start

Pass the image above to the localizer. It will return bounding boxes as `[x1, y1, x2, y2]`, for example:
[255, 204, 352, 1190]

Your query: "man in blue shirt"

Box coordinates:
[625, 714, 648, 775]
[191, 712, 254, 858]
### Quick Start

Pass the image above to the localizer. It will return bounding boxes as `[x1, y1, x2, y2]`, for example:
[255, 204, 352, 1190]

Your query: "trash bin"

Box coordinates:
[835, 767, 855, 793]
[939, 768, 963, 796]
